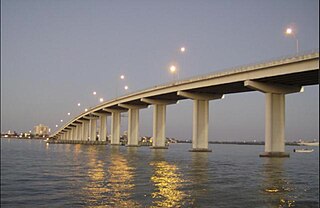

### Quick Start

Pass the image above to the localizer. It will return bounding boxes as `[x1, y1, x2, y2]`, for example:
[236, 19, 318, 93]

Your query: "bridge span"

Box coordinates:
[50, 52, 319, 157]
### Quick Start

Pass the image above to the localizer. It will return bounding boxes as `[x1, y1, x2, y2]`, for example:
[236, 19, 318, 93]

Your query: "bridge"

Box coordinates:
[50, 52, 319, 157]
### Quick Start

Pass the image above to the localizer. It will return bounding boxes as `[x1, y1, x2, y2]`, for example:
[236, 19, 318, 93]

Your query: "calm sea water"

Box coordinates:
[1, 138, 319, 208]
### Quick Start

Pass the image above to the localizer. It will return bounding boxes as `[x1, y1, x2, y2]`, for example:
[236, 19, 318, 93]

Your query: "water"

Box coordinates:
[1, 139, 319, 208]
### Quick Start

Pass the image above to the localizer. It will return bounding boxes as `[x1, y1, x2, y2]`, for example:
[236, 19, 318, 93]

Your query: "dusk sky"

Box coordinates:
[1, 0, 319, 141]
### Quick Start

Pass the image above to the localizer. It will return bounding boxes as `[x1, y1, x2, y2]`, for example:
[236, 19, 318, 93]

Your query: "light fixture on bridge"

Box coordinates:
[99, 98, 104, 102]
[93, 91, 97, 95]
[170, 65, 176, 73]
[77, 103, 81, 106]
[67, 112, 71, 115]
[124, 85, 129, 90]
[120, 75, 125, 80]
[285, 28, 293, 35]
[285, 26, 299, 54]
[85, 108, 88, 112]
[180, 47, 186, 53]
[55, 124, 58, 128]
[60, 119, 63, 122]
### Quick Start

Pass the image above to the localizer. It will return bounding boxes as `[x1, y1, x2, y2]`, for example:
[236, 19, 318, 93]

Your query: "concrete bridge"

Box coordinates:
[50, 52, 319, 157]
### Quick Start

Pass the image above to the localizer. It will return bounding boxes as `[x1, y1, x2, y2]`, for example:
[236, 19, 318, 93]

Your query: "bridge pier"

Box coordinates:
[118, 104, 149, 147]
[67, 130, 71, 140]
[77, 124, 82, 140]
[73, 126, 78, 140]
[99, 114, 107, 141]
[260, 93, 288, 157]
[178, 91, 223, 152]
[89, 119, 97, 141]
[82, 120, 89, 141]
[191, 100, 211, 152]
[141, 98, 177, 149]
[111, 111, 121, 145]
[245, 80, 302, 157]
[152, 104, 167, 148]
[70, 128, 74, 141]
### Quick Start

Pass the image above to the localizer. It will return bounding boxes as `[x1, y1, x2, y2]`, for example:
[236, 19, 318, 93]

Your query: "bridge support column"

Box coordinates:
[191, 100, 211, 152]
[244, 80, 302, 157]
[70, 128, 74, 141]
[177, 91, 223, 152]
[152, 104, 167, 148]
[111, 112, 121, 145]
[90, 119, 97, 141]
[66, 131, 69, 140]
[74, 126, 78, 140]
[261, 93, 287, 157]
[82, 120, 89, 141]
[99, 114, 107, 141]
[141, 98, 177, 149]
[77, 124, 82, 140]
[127, 109, 139, 146]
[118, 104, 148, 147]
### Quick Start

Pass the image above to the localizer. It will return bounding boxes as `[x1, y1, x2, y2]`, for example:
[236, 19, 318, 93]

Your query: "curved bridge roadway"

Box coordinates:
[50, 52, 319, 157]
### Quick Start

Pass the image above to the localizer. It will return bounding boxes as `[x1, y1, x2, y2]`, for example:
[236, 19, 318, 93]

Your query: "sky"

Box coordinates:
[1, 0, 319, 141]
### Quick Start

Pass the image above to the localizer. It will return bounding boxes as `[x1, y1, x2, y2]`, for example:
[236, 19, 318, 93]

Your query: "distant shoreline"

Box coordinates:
[176, 140, 303, 146]
[2, 137, 315, 146]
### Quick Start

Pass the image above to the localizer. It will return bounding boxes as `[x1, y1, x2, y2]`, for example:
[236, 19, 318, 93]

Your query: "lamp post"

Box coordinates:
[285, 27, 299, 54]
[169, 65, 179, 80]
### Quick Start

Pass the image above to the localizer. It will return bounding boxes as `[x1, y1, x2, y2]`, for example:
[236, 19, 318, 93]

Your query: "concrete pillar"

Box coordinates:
[90, 119, 97, 141]
[82, 120, 89, 141]
[99, 114, 107, 141]
[190, 99, 211, 152]
[127, 108, 139, 146]
[260, 93, 288, 157]
[73, 126, 78, 140]
[244, 80, 301, 157]
[111, 111, 121, 145]
[152, 104, 167, 148]
[70, 128, 74, 141]
[77, 124, 82, 140]
[67, 130, 71, 140]
[177, 91, 223, 152]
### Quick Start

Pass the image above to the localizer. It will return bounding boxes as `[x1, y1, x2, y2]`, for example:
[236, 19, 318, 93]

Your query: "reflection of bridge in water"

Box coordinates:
[50, 52, 319, 157]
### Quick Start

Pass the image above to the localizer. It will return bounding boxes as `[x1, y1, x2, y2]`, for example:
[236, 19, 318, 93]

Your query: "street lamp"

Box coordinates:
[93, 91, 97, 95]
[77, 103, 81, 106]
[55, 125, 58, 128]
[170, 65, 176, 73]
[85, 108, 88, 112]
[285, 27, 299, 54]
[120, 75, 125, 80]
[67, 112, 71, 116]
[169, 65, 179, 80]
[180, 47, 186, 53]
[60, 119, 63, 122]
[124, 85, 129, 90]
[99, 98, 104, 103]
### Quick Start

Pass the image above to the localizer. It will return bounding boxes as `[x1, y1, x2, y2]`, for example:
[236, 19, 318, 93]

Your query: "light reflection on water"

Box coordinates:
[81, 146, 139, 208]
[261, 158, 295, 208]
[150, 150, 189, 208]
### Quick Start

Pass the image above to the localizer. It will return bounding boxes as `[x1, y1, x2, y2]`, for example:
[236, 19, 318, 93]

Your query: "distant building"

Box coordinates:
[33, 124, 49, 136]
